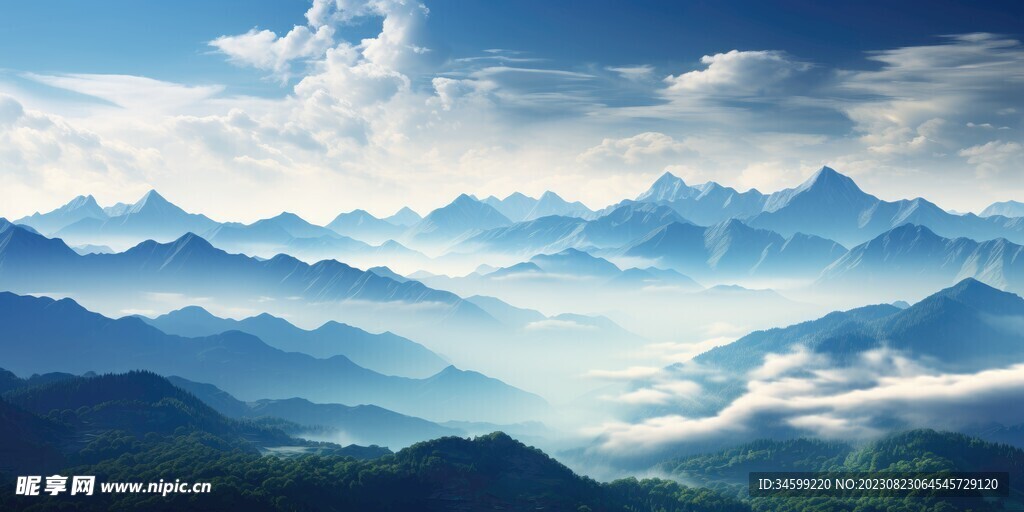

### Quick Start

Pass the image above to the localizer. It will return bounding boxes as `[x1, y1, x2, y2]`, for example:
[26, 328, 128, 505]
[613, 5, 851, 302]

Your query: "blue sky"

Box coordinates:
[1, 0, 1023, 221]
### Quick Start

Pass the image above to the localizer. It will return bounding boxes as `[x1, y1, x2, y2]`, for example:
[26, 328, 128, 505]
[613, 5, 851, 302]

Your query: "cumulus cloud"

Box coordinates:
[0, 94, 163, 212]
[664, 50, 811, 97]
[210, 25, 336, 80]
[4, 0, 1024, 222]
[595, 348, 1024, 454]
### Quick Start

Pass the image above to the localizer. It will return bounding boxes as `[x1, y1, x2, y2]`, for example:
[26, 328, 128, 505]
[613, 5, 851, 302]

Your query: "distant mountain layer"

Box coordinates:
[981, 200, 1024, 218]
[819, 223, 1024, 293]
[55, 190, 219, 242]
[16, 166, 1024, 260]
[635, 172, 767, 225]
[483, 191, 594, 222]
[635, 167, 1024, 247]
[622, 218, 846, 279]
[14, 194, 107, 235]
[0, 292, 545, 423]
[383, 206, 422, 227]
[0, 223, 495, 326]
[456, 202, 688, 255]
[17, 191, 424, 259]
[144, 306, 448, 378]
[463, 248, 702, 292]
[327, 209, 404, 244]
[404, 194, 513, 246]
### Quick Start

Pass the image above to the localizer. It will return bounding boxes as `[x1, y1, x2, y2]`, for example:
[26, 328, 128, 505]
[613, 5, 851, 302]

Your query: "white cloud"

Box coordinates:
[25, 73, 224, 113]
[577, 132, 695, 166]
[958, 140, 1023, 176]
[210, 25, 336, 80]
[594, 348, 1024, 454]
[4, 0, 1024, 222]
[664, 50, 811, 96]
[586, 366, 664, 381]
[607, 65, 655, 81]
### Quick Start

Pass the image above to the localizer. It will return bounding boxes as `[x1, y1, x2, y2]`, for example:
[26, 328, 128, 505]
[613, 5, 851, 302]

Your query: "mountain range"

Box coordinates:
[402, 194, 514, 248]
[635, 167, 1024, 247]
[621, 218, 847, 279]
[0, 221, 495, 327]
[482, 190, 594, 222]
[455, 202, 688, 256]
[328, 209, 405, 244]
[15, 166, 1024, 260]
[981, 200, 1024, 218]
[383, 206, 422, 226]
[53, 190, 220, 244]
[13, 194, 107, 235]
[143, 306, 448, 378]
[819, 223, 1024, 293]
[0, 292, 546, 423]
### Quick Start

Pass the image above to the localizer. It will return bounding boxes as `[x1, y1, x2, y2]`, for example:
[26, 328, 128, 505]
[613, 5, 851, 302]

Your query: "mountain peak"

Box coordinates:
[762, 166, 873, 214]
[452, 193, 479, 205]
[884, 223, 940, 239]
[64, 194, 101, 211]
[139, 189, 166, 203]
[922, 277, 1024, 315]
[384, 206, 421, 226]
[163, 305, 216, 321]
[801, 166, 860, 192]
[127, 189, 175, 214]
[170, 232, 215, 251]
[636, 171, 692, 202]
[654, 170, 683, 185]
[274, 211, 301, 219]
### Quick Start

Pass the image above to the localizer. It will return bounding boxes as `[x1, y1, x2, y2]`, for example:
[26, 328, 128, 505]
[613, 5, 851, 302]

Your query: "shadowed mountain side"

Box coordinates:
[167, 376, 460, 448]
[0, 292, 547, 423]
[0, 370, 388, 475]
